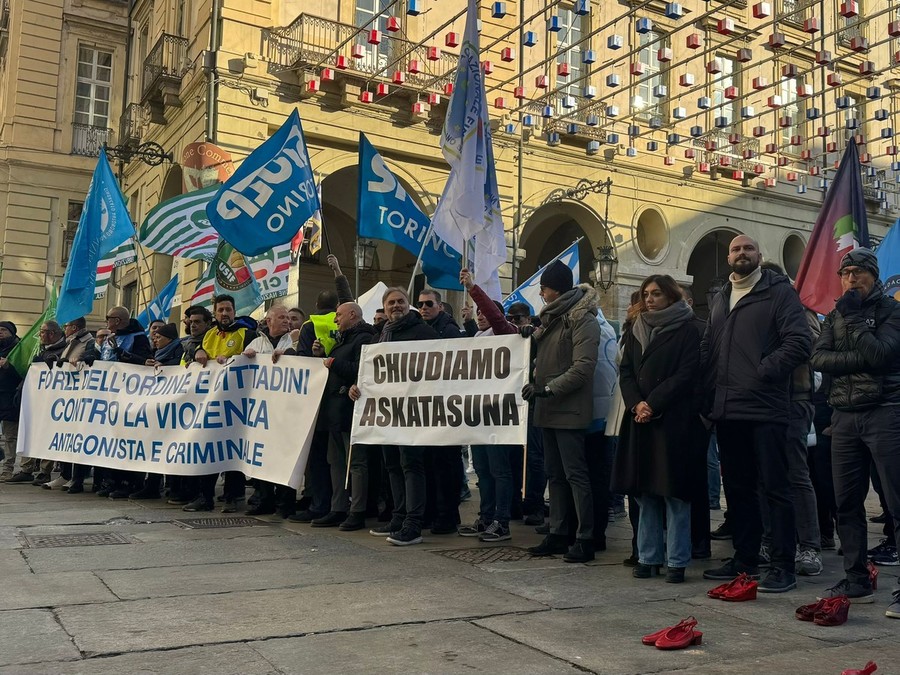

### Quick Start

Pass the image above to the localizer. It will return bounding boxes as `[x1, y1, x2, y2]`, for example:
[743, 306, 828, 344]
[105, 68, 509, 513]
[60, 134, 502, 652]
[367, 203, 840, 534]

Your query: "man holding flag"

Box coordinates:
[0, 321, 23, 483]
[810, 248, 900, 619]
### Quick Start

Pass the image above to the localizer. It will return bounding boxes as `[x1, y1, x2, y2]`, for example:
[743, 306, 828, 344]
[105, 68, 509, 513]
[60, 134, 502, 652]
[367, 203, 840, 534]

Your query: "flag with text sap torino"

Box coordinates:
[206, 109, 320, 257]
[350, 335, 530, 447]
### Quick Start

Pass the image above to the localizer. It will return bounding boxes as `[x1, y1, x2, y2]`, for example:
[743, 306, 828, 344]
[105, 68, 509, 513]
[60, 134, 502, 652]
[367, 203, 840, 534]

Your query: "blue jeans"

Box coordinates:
[636, 493, 692, 569]
[707, 431, 721, 507]
[472, 444, 512, 525]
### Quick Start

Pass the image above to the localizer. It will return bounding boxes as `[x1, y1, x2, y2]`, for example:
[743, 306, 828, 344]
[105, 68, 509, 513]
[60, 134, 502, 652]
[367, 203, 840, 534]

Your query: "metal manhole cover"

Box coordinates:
[173, 517, 264, 529]
[22, 532, 139, 548]
[434, 546, 534, 565]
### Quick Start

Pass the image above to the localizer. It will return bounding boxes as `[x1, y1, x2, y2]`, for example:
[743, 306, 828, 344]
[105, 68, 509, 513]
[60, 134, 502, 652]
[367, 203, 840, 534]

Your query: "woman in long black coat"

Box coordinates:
[612, 274, 703, 583]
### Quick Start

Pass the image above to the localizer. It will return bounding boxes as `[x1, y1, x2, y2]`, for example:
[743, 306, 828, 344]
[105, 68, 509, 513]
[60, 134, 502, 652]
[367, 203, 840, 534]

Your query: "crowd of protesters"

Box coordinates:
[0, 239, 898, 620]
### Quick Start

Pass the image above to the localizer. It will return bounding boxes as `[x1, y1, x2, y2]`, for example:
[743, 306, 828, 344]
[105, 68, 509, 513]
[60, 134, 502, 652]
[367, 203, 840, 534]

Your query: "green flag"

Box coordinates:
[7, 286, 58, 378]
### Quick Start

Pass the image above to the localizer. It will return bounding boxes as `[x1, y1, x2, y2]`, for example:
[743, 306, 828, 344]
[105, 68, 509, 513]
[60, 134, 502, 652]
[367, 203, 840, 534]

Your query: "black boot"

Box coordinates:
[527, 534, 568, 556]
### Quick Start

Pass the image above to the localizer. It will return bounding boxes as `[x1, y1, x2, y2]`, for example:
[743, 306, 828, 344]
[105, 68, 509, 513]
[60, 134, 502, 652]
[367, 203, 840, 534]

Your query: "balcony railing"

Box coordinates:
[836, 17, 868, 48]
[777, 0, 815, 27]
[267, 14, 459, 91]
[71, 123, 112, 156]
[119, 103, 144, 146]
[141, 32, 189, 102]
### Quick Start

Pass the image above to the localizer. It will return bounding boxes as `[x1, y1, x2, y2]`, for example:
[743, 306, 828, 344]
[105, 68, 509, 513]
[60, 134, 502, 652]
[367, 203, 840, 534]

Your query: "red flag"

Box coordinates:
[794, 139, 870, 315]
[290, 226, 304, 264]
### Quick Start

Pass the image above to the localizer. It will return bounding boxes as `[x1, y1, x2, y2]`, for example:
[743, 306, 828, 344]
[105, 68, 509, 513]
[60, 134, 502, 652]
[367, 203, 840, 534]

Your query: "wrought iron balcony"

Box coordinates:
[267, 14, 459, 92]
[71, 123, 112, 156]
[777, 0, 814, 27]
[836, 17, 868, 48]
[141, 33, 189, 112]
[119, 103, 145, 147]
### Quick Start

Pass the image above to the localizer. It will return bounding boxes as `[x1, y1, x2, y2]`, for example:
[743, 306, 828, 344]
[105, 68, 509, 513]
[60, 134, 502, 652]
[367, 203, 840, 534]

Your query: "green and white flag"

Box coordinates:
[94, 239, 137, 300]
[7, 286, 57, 378]
[139, 185, 219, 261]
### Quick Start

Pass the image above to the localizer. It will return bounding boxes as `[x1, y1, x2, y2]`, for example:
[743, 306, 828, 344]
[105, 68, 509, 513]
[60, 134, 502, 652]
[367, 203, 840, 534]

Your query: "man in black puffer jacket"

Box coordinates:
[810, 248, 900, 618]
[700, 235, 812, 593]
[312, 301, 377, 531]
[351, 287, 439, 547]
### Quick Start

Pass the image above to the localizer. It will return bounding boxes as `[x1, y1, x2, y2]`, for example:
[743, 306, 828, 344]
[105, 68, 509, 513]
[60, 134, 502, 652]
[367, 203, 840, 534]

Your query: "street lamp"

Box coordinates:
[103, 142, 173, 166]
[593, 245, 618, 290]
[355, 239, 379, 271]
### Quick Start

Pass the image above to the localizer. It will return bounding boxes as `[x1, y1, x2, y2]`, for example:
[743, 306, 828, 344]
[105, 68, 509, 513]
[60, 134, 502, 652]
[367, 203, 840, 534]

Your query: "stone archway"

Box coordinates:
[686, 227, 741, 319]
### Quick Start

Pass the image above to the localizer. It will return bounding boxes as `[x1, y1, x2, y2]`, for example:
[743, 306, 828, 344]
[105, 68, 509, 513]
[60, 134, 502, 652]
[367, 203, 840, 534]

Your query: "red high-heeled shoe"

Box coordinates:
[708, 572, 750, 599]
[867, 561, 878, 591]
[720, 575, 757, 602]
[654, 619, 703, 650]
[841, 661, 877, 675]
[642, 617, 695, 646]
[814, 595, 850, 626]
[795, 597, 830, 621]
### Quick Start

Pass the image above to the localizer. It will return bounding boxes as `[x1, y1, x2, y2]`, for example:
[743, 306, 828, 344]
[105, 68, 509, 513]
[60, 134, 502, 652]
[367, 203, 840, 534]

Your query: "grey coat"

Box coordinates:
[533, 284, 601, 429]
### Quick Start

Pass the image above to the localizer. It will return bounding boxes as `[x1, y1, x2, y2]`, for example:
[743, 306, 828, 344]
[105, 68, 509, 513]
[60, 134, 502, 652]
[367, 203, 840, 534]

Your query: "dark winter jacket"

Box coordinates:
[532, 284, 601, 429]
[810, 287, 900, 411]
[612, 319, 704, 500]
[700, 269, 812, 424]
[35, 337, 67, 365]
[152, 341, 185, 366]
[378, 310, 439, 343]
[0, 337, 22, 422]
[323, 321, 378, 431]
[102, 319, 153, 365]
[426, 311, 464, 339]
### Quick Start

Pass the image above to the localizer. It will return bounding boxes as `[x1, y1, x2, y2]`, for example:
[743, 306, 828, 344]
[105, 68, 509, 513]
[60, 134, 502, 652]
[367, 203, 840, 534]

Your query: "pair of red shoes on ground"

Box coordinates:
[795, 595, 850, 626]
[707, 572, 757, 602]
[641, 617, 703, 650]
[842, 662, 877, 675]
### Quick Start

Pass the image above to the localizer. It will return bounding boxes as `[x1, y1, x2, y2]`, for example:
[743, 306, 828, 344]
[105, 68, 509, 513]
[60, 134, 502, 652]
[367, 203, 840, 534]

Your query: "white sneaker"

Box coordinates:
[796, 546, 824, 576]
[42, 476, 68, 490]
[64, 480, 74, 489]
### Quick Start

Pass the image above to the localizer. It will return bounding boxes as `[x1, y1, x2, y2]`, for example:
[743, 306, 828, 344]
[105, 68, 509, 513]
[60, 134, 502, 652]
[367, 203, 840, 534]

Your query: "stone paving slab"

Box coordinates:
[0, 609, 81, 667]
[652, 638, 897, 675]
[253, 620, 583, 674]
[0, 643, 278, 675]
[0, 571, 117, 609]
[23, 532, 371, 573]
[474, 603, 824, 675]
[0, 549, 31, 574]
[0, 507, 147, 527]
[55, 576, 548, 656]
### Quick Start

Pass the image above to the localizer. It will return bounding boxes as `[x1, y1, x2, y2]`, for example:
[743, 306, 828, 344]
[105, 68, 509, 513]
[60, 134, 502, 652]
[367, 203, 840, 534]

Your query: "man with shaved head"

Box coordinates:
[311, 300, 377, 530]
[700, 234, 813, 593]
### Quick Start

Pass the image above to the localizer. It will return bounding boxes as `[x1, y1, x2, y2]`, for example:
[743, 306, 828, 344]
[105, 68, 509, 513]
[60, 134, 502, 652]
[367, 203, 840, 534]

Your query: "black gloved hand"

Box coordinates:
[43, 355, 57, 368]
[835, 289, 863, 317]
[519, 324, 535, 338]
[82, 356, 96, 367]
[522, 383, 536, 401]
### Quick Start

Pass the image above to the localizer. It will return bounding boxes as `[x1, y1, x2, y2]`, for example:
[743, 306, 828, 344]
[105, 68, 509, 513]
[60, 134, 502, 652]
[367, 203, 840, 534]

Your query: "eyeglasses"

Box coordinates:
[105, 315, 119, 321]
[506, 314, 527, 322]
[416, 300, 436, 308]
[838, 267, 870, 279]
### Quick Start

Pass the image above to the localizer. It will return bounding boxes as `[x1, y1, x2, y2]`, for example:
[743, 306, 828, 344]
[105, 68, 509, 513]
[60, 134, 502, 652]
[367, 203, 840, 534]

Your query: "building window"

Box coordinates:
[633, 31, 667, 122]
[555, 8, 588, 96]
[122, 281, 137, 313]
[711, 56, 736, 126]
[778, 0, 813, 25]
[74, 46, 112, 130]
[837, 0, 867, 47]
[780, 76, 801, 148]
[355, 0, 392, 72]
[62, 201, 83, 265]
[844, 93, 865, 142]
[174, 0, 187, 37]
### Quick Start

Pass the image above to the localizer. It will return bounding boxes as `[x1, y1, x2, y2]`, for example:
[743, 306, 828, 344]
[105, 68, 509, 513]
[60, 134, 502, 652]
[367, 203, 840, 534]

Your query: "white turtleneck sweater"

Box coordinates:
[728, 265, 762, 311]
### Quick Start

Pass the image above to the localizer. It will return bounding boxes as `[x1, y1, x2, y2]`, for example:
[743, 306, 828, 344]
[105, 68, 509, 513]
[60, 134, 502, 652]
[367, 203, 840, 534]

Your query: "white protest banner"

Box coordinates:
[18, 355, 328, 489]
[351, 335, 529, 446]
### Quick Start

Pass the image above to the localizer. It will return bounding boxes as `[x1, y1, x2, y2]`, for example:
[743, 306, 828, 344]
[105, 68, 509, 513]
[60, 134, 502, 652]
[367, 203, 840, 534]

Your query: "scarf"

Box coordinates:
[632, 299, 694, 351]
[154, 339, 182, 364]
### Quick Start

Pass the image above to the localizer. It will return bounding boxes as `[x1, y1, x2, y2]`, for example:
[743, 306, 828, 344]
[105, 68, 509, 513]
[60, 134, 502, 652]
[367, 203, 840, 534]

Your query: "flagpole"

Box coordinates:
[406, 219, 437, 298]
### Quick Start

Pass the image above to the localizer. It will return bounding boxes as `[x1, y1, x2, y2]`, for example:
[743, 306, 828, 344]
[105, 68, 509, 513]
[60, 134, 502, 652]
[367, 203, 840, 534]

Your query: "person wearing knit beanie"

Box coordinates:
[0, 321, 17, 337]
[156, 323, 180, 342]
[838, 248, 879, 280]
[540, 260, 574, 294]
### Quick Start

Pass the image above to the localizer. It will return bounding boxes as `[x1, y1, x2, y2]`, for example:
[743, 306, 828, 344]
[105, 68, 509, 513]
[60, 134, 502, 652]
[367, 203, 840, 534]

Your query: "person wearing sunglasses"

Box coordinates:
[416, 289, 465, 339]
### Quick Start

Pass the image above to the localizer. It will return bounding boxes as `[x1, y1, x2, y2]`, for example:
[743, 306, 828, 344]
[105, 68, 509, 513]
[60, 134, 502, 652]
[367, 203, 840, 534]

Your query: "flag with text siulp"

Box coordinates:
[206, 109, 320, 257]
[57, 154, 135, 323]
[794, 139, 870, 315]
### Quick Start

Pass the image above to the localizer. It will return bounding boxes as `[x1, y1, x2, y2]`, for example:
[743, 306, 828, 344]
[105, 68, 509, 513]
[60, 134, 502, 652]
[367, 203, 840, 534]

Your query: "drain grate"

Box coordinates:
[434, 546, 535, 565]
[22, 532, 139, 548]
[172, 517, 264, 529]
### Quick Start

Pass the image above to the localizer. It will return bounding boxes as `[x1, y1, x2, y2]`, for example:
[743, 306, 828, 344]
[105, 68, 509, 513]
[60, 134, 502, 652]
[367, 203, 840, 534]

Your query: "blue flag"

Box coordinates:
[58, 154, 135, 323]
[358, 134, 462, 290]
[502, 242, 581, 315]
[136, 275, 180, 329]
[207, 108, 319, 256]
[876, 218, 900, 302]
